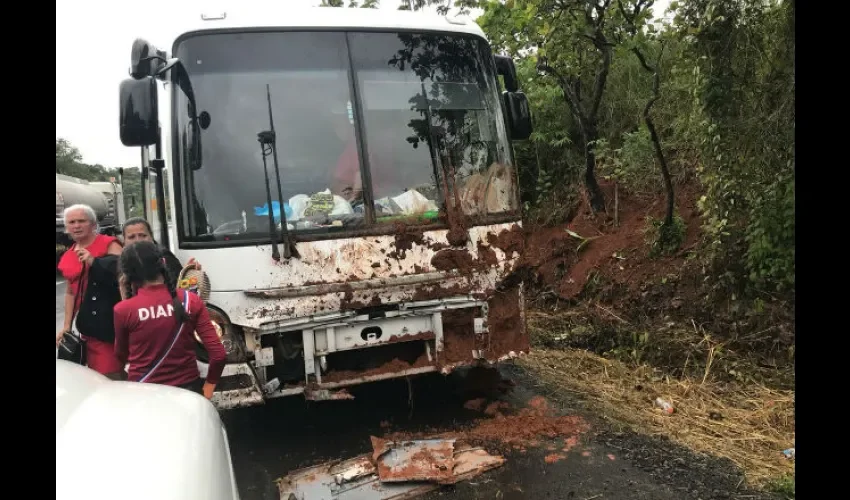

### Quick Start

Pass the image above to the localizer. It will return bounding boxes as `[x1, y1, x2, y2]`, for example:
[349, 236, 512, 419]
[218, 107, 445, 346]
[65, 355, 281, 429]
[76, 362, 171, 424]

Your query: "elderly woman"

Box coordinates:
[56, 204, 124, 378]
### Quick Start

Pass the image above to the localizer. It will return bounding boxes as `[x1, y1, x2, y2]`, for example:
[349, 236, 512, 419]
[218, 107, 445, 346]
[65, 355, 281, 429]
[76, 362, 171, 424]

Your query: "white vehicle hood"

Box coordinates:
[56, 360, 240, 500]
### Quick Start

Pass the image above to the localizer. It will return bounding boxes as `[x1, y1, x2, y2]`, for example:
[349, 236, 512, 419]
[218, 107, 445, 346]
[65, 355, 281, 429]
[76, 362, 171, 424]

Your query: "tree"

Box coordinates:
[397, 0, 475, 15]
[319, 0, 380, 7]
[56, 138, 83, 175]
[616, 0, 675, 232]
[672, 0, 795, 290]
[479, 0, 627, 213]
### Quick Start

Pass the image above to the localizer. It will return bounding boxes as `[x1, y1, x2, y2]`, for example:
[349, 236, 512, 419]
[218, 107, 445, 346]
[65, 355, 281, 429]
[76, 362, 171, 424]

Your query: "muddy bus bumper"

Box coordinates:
[207, 352, 523, 411]
[204, 291, 528, 411]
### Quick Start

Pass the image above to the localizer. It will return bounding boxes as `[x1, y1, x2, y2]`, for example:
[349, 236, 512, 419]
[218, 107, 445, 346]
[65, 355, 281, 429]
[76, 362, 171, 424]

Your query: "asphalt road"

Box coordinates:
[220, 370, 688, 500]
[56, 273, 67, 334]
[55, 278, 774, 500]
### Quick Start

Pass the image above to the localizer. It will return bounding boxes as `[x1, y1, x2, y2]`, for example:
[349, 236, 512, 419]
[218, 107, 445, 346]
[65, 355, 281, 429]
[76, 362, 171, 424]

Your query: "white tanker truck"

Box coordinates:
[56, 173, 127, 264]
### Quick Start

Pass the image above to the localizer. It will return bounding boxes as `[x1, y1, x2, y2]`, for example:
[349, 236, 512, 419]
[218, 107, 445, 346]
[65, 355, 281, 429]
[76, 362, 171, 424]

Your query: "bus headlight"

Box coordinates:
[194, 305, 245, 362]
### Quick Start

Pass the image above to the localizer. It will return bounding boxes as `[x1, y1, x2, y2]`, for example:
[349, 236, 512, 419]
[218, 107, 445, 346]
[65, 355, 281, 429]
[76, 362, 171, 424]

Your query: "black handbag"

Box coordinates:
[57, 264, 87, 366]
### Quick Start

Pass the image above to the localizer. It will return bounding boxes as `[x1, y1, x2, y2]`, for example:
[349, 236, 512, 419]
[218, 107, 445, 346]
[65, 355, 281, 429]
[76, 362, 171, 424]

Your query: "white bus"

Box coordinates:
[118, 2, 533, 410]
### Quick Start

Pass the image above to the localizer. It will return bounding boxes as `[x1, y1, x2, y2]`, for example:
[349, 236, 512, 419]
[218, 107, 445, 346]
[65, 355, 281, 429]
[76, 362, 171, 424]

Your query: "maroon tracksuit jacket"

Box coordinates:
[113, 285, 226, 387]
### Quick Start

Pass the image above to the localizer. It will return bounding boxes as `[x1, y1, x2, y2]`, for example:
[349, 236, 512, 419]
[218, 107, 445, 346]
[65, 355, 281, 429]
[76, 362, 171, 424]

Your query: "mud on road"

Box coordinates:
[221, 363, 780, 500]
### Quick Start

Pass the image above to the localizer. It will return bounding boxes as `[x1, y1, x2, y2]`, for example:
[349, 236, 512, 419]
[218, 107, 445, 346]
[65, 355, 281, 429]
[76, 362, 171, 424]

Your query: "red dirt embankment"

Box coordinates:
[510, 179, 703, 303]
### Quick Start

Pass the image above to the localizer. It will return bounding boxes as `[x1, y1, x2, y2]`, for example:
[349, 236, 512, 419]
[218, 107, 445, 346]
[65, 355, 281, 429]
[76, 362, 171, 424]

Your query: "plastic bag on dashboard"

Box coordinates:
[302, 189, 354, 218]
[391, 189, 438, 215]
[253, 200, 292, 221]
[288, 194, 310, 221]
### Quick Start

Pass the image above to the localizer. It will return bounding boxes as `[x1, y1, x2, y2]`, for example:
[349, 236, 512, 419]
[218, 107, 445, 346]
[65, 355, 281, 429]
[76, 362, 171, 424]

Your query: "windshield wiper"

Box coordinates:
[257, 131, 280, 260]
[257, 84, 297, 260]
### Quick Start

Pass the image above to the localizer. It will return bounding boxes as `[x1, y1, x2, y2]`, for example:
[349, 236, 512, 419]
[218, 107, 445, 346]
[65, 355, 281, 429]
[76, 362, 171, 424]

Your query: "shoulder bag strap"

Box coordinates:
[139, 291, 192, 383]
[69, 263, 88, 333]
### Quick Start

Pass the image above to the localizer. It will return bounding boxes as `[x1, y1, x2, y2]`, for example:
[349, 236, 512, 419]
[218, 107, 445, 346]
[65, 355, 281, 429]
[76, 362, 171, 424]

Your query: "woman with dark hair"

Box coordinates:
[120, 217, 200, 290]
[113, 240, 225, 398]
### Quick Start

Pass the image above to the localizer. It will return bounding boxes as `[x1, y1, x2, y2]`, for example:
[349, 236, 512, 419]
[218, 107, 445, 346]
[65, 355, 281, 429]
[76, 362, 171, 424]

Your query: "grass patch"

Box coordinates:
[767, 473, 795, 499]
[527, 308, 795, 390]
[517, 345, 795, 489]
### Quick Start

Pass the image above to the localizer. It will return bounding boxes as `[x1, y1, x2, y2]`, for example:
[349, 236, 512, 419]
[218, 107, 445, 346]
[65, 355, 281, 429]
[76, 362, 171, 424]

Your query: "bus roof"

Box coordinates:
[164, 2, 488, 50]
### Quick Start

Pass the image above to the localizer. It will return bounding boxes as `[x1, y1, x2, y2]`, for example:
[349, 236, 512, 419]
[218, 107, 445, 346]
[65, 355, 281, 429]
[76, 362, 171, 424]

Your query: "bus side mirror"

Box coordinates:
[130, 38, 167, 79]
[494, 55, 519, 92]
[503, 91, 532, 141]
[119, 76, 158, 147]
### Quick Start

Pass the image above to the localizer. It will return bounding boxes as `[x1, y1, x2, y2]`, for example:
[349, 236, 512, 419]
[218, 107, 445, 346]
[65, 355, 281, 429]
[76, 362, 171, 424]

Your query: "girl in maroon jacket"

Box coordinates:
[113, 240, 226, 399]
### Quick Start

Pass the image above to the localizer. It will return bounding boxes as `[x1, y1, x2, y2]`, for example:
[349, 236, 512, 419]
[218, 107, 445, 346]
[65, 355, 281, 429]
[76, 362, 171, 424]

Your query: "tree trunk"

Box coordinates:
[537, 57, 608, 215]
[631, 44, 674, 227]
[645, 112, 674, 226]
[582, 122, 606, 213]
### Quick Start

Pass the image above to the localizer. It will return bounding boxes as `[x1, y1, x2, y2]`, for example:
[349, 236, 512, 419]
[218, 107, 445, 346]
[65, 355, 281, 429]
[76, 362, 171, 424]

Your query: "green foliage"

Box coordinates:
[472, 0, 794, 293]
[767, 473, 795, 499]
[319, 0, 379, 7]
[518, 60, 574, 152]
[536, 167, 554, 198]
[511, 56, 584, 215]
[644, 214, 686, 258]
[596, 126, 660, 194]
[395, 0, 475, 14]
[321, 0, 478, 14]
[674, 0, 795, 292]
[744, 170, 795, 290]
[597, 45, 655, 145]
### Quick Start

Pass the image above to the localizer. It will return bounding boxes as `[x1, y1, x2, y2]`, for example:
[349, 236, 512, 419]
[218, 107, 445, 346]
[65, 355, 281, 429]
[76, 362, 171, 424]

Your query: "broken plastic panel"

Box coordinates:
[277, 438, 505, 500]
[371, 437, 455, 483]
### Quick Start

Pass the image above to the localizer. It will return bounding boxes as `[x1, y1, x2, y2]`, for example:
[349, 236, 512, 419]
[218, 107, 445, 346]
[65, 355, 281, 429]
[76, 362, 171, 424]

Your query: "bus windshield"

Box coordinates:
[172, 30, 518, 244]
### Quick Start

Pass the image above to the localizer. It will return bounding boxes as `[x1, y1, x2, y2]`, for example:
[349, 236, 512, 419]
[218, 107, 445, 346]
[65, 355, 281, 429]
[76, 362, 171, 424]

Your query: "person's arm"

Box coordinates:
[194, 303, 227, 399]
[106, 240, 123, 255]
[112, 304, 130, 366]
[88, 255, 119, 282]
[161, 248, 202, 287]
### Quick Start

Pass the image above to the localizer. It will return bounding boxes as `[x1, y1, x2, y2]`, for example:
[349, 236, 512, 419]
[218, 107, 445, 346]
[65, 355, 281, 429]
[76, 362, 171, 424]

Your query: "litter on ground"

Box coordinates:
[277, 437, 505, 499]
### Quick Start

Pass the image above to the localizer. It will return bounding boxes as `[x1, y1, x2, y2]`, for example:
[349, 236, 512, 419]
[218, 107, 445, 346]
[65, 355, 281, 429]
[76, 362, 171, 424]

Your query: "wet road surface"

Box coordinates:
[55, 282, 769, 500]
[220, 365, 772, 500]
[219, 368, 681, 500]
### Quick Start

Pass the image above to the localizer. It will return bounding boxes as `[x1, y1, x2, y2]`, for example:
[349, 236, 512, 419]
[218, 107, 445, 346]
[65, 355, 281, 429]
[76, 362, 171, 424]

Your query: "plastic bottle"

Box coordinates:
[655, 397, 674, 415]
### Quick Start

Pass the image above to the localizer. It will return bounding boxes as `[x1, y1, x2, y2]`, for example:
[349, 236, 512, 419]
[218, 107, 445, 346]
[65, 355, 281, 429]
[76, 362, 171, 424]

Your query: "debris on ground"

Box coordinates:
[655, 397, 675, 415]
[371, 437, 455, 483]
[385, 394, 590, 455]
[277, 438, 505, 499]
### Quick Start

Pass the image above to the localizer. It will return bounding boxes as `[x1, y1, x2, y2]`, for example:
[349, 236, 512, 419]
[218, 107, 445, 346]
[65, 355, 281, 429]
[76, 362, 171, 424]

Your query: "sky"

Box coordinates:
[56, 0, 670, 169]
